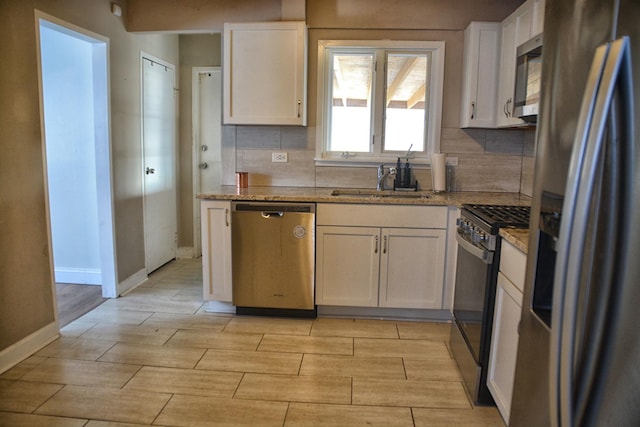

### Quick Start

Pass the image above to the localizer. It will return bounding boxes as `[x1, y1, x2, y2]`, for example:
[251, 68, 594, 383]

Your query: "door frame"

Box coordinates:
[192, 67, 222, 257]
[34, 10, 118, 303]
[140, 52, 178, 273]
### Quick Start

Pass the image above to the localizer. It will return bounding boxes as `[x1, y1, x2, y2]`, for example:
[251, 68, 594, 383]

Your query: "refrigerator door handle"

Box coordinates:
[550, 44, 608, 427]
[550, 37, 633, 427]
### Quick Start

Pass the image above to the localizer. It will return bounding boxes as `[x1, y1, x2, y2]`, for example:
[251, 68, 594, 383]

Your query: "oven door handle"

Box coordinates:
[456, 233, 494, 264]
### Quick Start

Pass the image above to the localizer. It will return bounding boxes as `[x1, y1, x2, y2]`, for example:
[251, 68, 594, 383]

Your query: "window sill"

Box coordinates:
[314, 156, 430, 168]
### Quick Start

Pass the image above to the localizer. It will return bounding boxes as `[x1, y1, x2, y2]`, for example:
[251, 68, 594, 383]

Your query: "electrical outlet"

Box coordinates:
[445, 156, 458, 166]
[272, 152, 288, 163]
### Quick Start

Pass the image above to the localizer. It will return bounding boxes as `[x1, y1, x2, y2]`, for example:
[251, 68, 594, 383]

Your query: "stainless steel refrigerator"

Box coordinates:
[510, 0, 640, 425]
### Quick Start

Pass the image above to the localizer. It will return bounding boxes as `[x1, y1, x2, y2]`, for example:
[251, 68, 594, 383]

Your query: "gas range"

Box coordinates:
[457, 204, 531, 251]
[450, 203, 531, 405]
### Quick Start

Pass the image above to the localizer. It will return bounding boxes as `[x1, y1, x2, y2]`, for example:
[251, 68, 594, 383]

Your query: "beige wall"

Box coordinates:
[178, 34, 221, 248]
[222, 0, 535, 196]
[307, 0, 522, 29]
[0, 0, 533, 355]
[0, 0, 177, 352]
[129, 0, 531, 248]
[126, 0, 283, 32]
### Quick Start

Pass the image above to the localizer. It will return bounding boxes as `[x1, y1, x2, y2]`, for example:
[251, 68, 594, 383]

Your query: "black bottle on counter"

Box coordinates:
[404, 161, 411, 187]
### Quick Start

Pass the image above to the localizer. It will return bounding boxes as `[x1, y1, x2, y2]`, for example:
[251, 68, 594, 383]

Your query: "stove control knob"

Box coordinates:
[473, 230, 487, 244]
[470, 227, 477, 240]
[474, 227, 482, 242]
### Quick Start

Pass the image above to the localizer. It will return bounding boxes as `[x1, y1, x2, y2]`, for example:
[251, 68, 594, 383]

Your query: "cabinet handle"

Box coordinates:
[507, 97, 512, 117]
[471, 101, 476, 120]
[225, 208, 229, 227]
[374, 235, 379, 254]
[503, 99, 509, 118]
[297, 100, 302, 118]
[383, 236, 387, 254]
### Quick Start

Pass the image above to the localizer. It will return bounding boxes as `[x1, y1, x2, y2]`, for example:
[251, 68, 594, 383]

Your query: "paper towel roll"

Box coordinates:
[431, 153, 446, 192]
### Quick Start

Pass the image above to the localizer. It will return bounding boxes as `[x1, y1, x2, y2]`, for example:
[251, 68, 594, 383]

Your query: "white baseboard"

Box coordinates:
[0, 321, 59, 374]
[205, 301, 235, 314]
[55, 267, 101, 285]
[177, 247, 195, 259]
[118, 268, 147, 296]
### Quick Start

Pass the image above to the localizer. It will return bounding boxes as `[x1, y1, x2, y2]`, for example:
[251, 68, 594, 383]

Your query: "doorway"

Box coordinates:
[192, 67, 222, 256]
[36, 13, 117, 326]
[141, 55, 178, 273]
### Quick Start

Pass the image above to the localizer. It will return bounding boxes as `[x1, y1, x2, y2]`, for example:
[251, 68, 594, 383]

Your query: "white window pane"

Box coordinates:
[384, 53, 428, 152]
[328, 53, 373, 153]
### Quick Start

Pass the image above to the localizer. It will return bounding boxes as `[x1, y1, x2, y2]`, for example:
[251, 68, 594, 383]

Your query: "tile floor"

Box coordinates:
[0, 259, 505, 426]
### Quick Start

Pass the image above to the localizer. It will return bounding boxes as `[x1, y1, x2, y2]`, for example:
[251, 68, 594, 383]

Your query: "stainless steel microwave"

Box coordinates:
[514, 33, 543, 123]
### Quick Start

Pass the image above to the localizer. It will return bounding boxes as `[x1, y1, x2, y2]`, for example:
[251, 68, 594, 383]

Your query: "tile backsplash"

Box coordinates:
[222, 125, 536, 195]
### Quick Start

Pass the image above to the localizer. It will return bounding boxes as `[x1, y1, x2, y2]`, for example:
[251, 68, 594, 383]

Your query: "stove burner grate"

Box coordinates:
[464, 204, 531, 228]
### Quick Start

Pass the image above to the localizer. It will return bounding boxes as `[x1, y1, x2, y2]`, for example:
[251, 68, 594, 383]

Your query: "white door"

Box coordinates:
[193, 68, 222, 256]
[142, 56, 177, 273]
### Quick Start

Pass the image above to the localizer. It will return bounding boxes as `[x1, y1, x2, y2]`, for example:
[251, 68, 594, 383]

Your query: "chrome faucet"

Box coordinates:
[376, 164, 397, 191]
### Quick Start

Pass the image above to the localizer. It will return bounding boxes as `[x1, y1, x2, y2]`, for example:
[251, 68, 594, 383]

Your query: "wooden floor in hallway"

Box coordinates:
[56, 283, 107, 328]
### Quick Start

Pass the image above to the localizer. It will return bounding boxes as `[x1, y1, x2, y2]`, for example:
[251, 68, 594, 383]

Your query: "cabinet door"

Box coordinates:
[496, 1, 534, 128]
[496, 17, 521, 127]
[487, 272, 524, 424]
[531, 0, 545, 36]
[379, 228, 446, 309]
[201, 201, 232, 302]
[223, 21, 307, 125]
[316, 226, 380, 307]
[460, 22, 501, 128]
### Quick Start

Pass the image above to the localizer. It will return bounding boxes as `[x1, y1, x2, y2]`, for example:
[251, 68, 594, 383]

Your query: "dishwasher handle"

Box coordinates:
[261, 211, 284, 218]
[232, 202, 316, 214]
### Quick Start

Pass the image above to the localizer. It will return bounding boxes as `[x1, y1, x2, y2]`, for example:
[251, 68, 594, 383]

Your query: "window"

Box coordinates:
[316, 40, 445, 164]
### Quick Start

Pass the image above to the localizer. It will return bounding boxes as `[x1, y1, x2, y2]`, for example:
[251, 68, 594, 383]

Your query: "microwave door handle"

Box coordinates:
[550, 41, 610, 427]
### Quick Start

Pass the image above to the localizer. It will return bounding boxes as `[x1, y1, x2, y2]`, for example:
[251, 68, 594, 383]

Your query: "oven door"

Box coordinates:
[453, 232, 497, 363]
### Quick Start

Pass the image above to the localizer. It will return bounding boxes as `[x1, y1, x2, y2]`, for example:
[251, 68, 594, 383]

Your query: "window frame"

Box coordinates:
[315, 39, 445, 166]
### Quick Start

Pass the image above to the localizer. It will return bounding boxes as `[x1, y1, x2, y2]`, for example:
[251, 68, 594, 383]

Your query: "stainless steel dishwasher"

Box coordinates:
[231, 201, 316, 318]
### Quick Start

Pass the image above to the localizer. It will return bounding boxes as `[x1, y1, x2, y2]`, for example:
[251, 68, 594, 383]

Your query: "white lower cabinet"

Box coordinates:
[315, 226, 380, 307]
[201, 200, 232, 302]
[315, 204, 447, 309]
[379, 228, 446, 308]
[487, 239, 527, 423]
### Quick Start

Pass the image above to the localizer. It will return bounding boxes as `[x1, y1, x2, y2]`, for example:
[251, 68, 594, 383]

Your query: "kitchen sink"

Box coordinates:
[330, 189, 430, 199]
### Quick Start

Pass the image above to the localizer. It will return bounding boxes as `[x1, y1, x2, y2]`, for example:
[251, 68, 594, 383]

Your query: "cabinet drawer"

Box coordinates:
[317, 203, 447, 228]
[499, 239, 527, 293]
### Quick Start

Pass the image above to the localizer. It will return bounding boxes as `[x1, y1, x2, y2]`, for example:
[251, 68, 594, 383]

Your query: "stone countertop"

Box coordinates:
[499, 228, 530, 253]
[197, 186, 532, 208]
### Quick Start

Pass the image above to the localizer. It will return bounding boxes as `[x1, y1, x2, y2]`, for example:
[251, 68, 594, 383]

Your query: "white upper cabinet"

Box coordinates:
[223, 21, 307, 125]
[460, 22, 501, 128]
[496, 0, 544, 127]
[531, 0, 546, 36]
